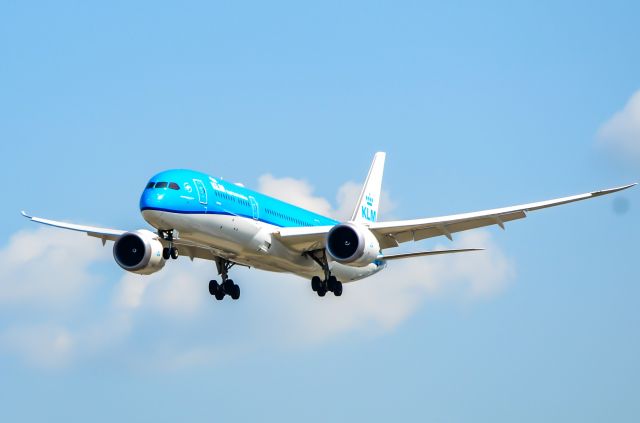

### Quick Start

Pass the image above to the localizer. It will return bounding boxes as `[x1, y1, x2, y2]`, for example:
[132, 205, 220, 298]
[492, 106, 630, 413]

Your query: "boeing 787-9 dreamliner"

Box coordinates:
[22, 153, 635, 300]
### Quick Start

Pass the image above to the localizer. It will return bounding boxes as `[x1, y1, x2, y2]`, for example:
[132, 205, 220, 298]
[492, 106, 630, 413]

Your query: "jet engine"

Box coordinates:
[326, 222, 380, 267]
[113, 229, 166, 275]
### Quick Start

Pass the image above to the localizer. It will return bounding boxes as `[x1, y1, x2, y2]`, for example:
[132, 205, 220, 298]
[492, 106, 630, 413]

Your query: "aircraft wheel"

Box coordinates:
[223, 279, 235, 294]
[214, 290, 225, 300]
[327, 276, 338, 292]
[311, 276, 322, 292]
[162, 247, 171, 260]
[230, 284, 240, 300]
[333, 281, 343, 297]
[170, 247, 179, 259]
[317, 287, 327, 297]
[208, 280, 219, 296]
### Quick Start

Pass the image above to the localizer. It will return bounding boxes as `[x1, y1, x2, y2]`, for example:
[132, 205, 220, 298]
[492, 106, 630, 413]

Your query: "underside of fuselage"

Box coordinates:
[141, 209, 384, 282]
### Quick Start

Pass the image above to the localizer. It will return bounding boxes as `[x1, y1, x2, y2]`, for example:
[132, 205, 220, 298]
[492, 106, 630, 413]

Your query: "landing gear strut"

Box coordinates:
[158, 229, 179, 260]
[208, 257, 240, 301]
[304, 249, 343, 297]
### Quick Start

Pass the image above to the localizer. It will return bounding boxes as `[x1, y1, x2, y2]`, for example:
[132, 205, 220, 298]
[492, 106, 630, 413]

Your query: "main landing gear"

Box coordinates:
[208, 257, 240, 301]
[311, 275, 343, 297]
[158, 229, 179, 260]
[304, 250, 343, 297]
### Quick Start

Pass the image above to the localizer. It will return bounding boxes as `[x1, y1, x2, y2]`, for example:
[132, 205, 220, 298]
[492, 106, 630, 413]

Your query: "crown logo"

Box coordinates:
[366, 194, 374, 207]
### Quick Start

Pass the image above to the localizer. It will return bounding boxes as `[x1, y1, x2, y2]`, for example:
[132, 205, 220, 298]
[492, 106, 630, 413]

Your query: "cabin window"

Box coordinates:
[155, 182, 168, 188]
[146, 182, 155, 189]
[169, 182, 180, 190]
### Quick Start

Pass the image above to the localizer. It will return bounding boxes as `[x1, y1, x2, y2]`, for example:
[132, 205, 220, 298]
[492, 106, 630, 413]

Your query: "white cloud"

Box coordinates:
[251, 230, 513, 346]
[258, 174, 334, 216]
[114, 260, 210, 318]
[0, 324, 74, 368]
[114, 273, 151, 310]
[334, 180, 397, 221]
[258, 174, 396, 220]
[0, 227, 106, 309]
[0, 176, 513, 370]
[597, 89, 640, 163]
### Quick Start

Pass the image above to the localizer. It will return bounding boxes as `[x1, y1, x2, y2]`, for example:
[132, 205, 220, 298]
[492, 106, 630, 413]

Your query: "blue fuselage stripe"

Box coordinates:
[141, 206, 288, 228]
[139, 169, 340, 229]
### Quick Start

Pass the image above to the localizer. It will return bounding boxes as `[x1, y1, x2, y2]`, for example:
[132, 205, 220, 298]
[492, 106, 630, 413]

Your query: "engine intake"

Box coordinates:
[326, 223, 380, 267]
[113, 230, 166, 275]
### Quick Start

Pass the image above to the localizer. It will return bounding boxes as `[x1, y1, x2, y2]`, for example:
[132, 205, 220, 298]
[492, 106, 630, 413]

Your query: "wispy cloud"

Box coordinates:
[0, 324, 74, 368]
[0, 227, 106, 309]
[597, 89, 640, 164]
[258, 174, 397, 220]
[0, 177, 513, 370]
[258, 174, 334, 216]
[252, 230, 513, 346]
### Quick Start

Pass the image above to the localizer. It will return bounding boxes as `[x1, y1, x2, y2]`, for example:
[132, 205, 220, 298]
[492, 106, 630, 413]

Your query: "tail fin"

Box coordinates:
[351, 152, 386, 223]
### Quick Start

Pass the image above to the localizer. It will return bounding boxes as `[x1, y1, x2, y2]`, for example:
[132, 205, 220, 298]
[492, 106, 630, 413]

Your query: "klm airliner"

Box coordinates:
[22, 153, 635, 300]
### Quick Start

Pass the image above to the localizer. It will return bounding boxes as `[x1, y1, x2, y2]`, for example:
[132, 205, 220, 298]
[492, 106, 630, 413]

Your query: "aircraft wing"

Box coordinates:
[368, 183, 635, 247]
[21, 211, 126, 241]
[20, 211, 219, 262]
[379, 248, 483, 260]
[273, 225, 334, 251]
[275, 183, 636, 252]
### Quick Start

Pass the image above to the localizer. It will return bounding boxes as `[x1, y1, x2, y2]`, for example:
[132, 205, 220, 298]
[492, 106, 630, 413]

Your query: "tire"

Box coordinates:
[333, 281, 343, 297]
[170, 247, 179, 259]
[162, 247, 170, 260]
[327, 276, 337, 292]
[223, 279, 235, 294]
[317, 288, 327, 297]
[230, 284, 240, 300]
[311, 276, 322, 292]
[208, 280, 219, 296]
[215, 291, 225, 300]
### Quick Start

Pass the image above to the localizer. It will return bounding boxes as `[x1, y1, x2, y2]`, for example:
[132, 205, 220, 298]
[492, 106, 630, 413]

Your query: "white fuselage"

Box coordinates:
[142, 210, 385, 283]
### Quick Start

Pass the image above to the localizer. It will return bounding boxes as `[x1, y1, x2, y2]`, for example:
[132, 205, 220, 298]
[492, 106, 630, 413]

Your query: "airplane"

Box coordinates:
[22, 152, 635, 301]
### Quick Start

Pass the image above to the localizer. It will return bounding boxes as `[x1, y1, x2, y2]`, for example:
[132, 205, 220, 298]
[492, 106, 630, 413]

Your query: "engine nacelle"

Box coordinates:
[326, 222, 380, 267]
[113, 229, 166, 275]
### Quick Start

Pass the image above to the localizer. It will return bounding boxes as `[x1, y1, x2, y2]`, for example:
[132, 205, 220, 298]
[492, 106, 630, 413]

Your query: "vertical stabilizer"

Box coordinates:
[351, 152, 386, 223]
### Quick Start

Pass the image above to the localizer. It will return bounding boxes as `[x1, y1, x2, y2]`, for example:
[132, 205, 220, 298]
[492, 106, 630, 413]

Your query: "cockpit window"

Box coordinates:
[155, 182, 168, 189]
[169, 182, 180, 190]
[146, 182, 155, 189]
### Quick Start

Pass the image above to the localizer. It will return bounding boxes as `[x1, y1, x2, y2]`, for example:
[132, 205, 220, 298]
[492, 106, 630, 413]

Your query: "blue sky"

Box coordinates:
[1, 1, 639, 422]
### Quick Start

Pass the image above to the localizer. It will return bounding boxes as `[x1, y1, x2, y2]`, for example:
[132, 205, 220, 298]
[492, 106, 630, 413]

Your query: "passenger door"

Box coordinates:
[249, 196, 259, 220]
[193, 179, 208, 211]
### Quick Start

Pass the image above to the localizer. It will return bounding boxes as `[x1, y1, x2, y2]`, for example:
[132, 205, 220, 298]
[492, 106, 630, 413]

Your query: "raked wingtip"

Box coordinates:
[594, 183, 637, 197]
[615, 182, 638, 193]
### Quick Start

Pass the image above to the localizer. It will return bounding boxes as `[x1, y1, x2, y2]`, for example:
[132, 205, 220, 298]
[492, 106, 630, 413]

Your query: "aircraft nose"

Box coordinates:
[139, 188, 165, 211]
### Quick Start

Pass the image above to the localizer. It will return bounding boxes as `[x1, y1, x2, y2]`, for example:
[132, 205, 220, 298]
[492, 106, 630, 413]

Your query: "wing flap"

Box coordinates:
[440, 210, 526, 238]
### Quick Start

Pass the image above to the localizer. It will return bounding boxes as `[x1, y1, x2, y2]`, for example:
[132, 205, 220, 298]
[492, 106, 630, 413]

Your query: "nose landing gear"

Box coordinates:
[158, 229, 179, 260]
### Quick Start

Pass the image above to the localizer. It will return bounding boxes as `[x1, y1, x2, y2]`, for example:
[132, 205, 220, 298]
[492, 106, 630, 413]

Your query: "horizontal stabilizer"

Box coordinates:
[378, 248, 483, 261]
